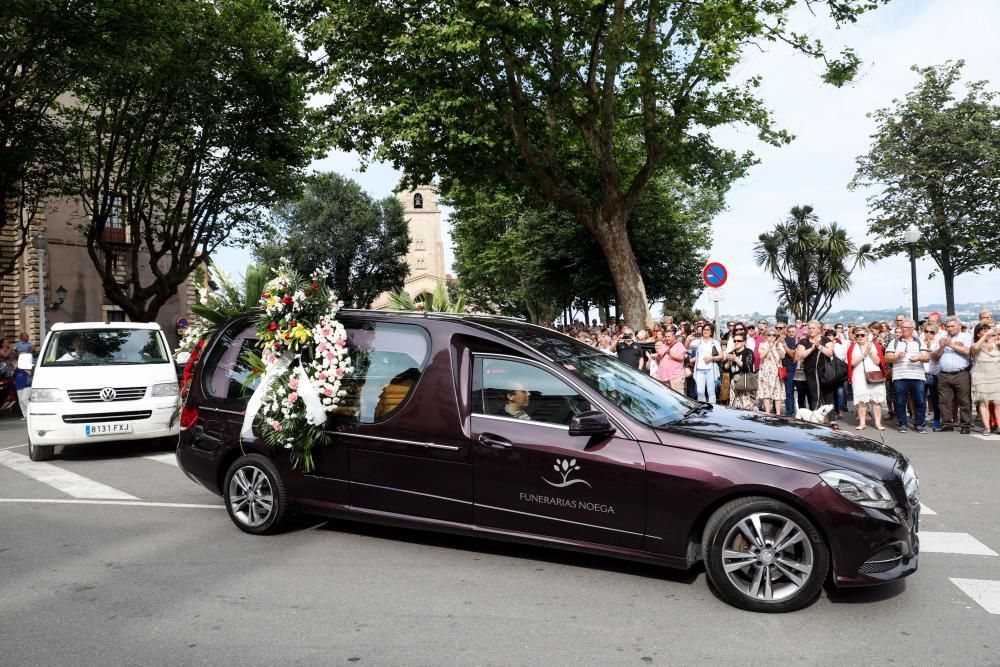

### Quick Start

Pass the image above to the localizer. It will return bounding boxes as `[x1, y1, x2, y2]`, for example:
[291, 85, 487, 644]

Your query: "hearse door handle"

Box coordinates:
[478, 433, 512, 449]
[192, 425, 222, 446]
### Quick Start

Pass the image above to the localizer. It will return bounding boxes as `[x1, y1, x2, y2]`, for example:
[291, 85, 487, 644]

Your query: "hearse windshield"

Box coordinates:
[474, 319, 694, 427]
[41, 329, 170, 367]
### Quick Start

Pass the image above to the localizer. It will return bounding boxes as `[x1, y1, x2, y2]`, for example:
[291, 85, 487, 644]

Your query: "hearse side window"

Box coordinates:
[329, 322, 431, 424]
[202, 321, 261, 402]
[473, 357, 591, 426]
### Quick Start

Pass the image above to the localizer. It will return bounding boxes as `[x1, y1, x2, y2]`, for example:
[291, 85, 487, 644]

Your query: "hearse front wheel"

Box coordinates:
[224, 454, 289, 535]
[703, 496, 829, 613]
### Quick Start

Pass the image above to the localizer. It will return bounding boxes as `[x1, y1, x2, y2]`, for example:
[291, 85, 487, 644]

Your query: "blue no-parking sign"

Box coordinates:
[702, 262, 728, 288]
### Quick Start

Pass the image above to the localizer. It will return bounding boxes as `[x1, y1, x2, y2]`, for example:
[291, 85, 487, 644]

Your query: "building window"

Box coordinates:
[413, 193, 423, 209]
[102, 193, 127, 243]
[414, 239, 425, 251]
[415, 257, 426, 270]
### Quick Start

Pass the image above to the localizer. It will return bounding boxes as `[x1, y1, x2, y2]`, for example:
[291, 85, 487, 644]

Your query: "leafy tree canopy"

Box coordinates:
[62, 0, 316, 322]
[449, 172, 721, 323]
[255, 173, 411, 309]
[754, 205, 873, 322]
[851, 60, 1000, 315]
[300, 0, 885, 328]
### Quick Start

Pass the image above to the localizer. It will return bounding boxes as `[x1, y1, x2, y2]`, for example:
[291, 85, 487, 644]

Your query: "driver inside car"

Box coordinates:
[503, 383, 532, 420]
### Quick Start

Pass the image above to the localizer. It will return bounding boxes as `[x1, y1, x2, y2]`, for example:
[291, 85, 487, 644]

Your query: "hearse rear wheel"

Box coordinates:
[224, 454, 289, 535]
[703, 496, 829, 613]
[28, 441, 55, 462]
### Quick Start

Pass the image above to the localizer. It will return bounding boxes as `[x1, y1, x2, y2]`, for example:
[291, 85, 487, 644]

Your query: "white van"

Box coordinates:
[25, 321, 181, 461]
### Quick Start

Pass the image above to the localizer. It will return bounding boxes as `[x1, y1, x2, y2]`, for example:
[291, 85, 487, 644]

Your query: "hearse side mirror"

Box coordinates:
[17, 353, 33, 371]
[569, 410, 616, 438]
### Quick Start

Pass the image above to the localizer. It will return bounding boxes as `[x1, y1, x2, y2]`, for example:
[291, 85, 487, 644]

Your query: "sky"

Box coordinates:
[215, 0, 1000, 316]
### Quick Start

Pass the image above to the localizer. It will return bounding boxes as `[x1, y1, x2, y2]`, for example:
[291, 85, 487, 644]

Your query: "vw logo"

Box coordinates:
[100, 387, 117, 402]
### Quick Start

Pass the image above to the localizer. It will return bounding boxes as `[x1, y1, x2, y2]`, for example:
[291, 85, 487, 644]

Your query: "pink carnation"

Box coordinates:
[271, 421, 282, 432]
[288, 378, 299, 390]
[316, 373, 327, 381]
[288, 392, 299, 403]
[335, 368, 345, 377]
[326, 352, 335, 360]
[317, 343, 327, 352]
[324, 388, 334, 396]
[321, 328, 331, 337]
[335, 339, 346, 347]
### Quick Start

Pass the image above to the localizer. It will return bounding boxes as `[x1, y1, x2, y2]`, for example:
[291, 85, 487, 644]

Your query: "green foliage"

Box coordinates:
[254, 172, 410, 308]
[304, 0, 884, 327]
[386, 281, 466, 313]
[851, 61, 1000, 314]
[754, 205, 874, 322]
[61, 0, 316, 322]
[448, 174, 720, 323]
[0, 0, 120, 276]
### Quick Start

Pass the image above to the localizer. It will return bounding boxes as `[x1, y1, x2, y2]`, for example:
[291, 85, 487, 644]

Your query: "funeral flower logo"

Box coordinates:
[544, 458, 592, 489]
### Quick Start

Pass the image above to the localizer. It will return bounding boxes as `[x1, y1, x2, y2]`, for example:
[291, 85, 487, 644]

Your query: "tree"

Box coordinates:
[449, 173, 720, 323]
[255, 173, 410, 308]
[62, 0, 315, 322]
[304, 0, 883, 329]
[851, 61, 1000, 315]
[754, 205, 873, 322]
[0, 0, 121, 275]
[386, 281, 465, 313]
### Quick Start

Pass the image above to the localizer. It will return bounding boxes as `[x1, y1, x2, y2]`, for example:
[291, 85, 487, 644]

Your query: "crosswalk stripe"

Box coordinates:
[0, 450, 138, 500]
[969, 434, 1000, 441]
[920, 503, 936, 515]
[950, 578, 1000, 614]
[919, 531, 998, 556]
[0, 498, 221, 509]
[143, 453, 178, 467]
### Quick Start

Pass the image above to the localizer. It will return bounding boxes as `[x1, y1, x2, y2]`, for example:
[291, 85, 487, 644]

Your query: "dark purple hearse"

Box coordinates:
[177, 311, 919, 612]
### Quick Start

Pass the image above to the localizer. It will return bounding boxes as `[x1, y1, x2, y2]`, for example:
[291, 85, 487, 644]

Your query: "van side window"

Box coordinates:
[473, 357, 591, 426]
[330, 322, 431, 424]
[202, 321, 260, 402]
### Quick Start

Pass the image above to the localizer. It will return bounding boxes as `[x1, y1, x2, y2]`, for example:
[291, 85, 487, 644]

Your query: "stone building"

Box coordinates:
[372, 186, 449, 309]
[0, 197, 197, 350]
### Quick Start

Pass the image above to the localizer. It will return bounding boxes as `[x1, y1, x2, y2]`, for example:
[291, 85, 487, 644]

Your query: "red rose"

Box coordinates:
[282, 296, 293, 305]
[289, 321, 296, 327]
[269, 322, 278, 331]
[311, 283, 318, 290]
[196, 340, 206, 350]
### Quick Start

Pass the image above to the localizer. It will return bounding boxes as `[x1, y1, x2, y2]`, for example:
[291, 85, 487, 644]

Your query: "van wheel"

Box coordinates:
[28, 441, 55, 462]
[158, 435, 178, 451]
[702, 496, 829, 613]
[223, 454, 289, 535]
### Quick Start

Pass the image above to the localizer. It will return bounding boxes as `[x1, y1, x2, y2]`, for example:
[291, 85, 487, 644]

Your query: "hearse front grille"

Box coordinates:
[62, 411, 152, 424]
[67, 387, 147, 403]
[857, 544, 904, 574]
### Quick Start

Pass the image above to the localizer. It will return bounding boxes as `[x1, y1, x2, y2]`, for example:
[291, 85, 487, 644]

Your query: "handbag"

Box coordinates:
[863, 356, 886, 383]
[732, 372, 759, 393]
[778, 366, 788, 380]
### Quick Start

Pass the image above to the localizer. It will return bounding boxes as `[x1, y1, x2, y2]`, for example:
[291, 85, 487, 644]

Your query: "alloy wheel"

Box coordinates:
[721, 512, 814, 603]
[228, 465, 274, 528]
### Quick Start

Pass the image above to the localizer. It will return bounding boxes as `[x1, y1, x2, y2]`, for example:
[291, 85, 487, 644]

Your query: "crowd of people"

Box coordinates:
[558, 308, 1000, 434]
[0, 333, 37, 417]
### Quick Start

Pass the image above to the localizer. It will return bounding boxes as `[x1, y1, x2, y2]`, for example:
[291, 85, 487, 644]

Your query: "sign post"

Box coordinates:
[702, 262, 728, 339]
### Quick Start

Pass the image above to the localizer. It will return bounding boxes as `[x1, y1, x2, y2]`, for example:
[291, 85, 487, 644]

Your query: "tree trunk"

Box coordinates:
[588, 214, 653, 331]
[943, 268, 956, 316]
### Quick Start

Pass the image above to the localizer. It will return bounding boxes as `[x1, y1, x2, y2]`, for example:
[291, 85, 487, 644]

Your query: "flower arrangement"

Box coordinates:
[249, 265, 353, 471]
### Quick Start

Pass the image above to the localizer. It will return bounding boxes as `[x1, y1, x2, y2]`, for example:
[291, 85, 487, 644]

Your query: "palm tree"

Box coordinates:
[386, 280, 466, 313]
[754, 205, 873, 321]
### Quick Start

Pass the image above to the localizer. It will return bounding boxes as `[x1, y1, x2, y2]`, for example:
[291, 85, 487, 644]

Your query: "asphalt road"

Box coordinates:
[1, 415, 998, 666]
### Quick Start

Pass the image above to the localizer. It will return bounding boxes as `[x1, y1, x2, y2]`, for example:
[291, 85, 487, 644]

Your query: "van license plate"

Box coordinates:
[85, 423, 133, 436]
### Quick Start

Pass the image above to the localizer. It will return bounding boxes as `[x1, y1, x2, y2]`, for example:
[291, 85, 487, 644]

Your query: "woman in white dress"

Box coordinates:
[847, 326, 887, 430]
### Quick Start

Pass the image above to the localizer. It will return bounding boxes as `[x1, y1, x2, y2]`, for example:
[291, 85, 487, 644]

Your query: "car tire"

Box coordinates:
[223, 454, 289, 535]
[28, 441, 55, 462]
[702, 496, 829, 613]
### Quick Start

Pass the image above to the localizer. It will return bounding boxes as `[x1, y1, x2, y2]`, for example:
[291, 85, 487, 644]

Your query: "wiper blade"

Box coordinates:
[683, 401, 713, 418]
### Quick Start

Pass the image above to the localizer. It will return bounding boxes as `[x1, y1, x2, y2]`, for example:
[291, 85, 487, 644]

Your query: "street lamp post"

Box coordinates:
[32, 232, 48, 343]
[903, 224, 922, 323]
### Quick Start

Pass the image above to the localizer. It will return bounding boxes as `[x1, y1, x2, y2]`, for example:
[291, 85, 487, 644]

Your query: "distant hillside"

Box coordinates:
[713, 301, 999, 325]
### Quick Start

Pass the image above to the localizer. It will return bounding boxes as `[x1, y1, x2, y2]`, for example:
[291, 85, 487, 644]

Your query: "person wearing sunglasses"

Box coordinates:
[847, 327, 887, 430]
[724, 334, 758, 411]
[970, 323, 1000, 435]
[885, 319, 930, 433]
[756, 328, 787, 415]
[775, 322, 798, 416]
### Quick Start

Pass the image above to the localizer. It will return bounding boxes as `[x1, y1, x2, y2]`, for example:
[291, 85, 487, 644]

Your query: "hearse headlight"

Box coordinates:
[819, 470, 897, 510]
[151, 382, 179, 397]
[29, 388, 66, 403]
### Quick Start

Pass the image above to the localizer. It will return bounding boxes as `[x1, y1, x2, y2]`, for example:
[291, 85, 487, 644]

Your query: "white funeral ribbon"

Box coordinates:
[241, 352, 294, 441]
[294, 363, 327, 427]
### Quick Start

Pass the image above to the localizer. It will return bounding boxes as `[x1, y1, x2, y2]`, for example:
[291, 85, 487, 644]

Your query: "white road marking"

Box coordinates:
[143, 453, 178, 467]
[0, 443, 28, 451]
[0, 498, 222, 509]
[920, 532, 998, 556]
[920, 503, 937, 515]
[950, 578, 1000, 614]
[0, 450, 138, 500]
[970, 434, 1000, 441]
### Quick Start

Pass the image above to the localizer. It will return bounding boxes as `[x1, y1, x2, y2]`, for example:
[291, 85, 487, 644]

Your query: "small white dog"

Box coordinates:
[795, 404, 835, 424]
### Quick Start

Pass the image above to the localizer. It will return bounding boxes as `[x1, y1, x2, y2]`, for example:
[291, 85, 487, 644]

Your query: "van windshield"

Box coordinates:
[41, 329, 170, 367]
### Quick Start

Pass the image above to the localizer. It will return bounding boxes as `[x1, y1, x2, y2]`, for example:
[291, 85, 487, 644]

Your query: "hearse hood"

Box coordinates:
[656, 406, 905, 480]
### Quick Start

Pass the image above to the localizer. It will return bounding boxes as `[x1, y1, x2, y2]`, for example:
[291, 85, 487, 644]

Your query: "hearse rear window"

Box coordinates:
[202, 321, 261, 402]
[329, 322, 431, 424]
